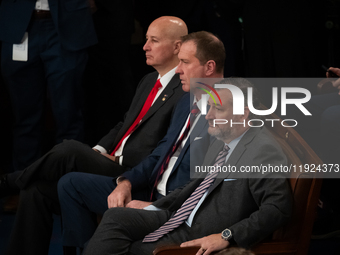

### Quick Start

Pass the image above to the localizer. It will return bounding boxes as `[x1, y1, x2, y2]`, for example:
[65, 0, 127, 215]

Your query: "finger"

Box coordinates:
[110, 195, 119, 208]
[181, 239, 200, 247]
[112, 199, 119, 208]
[328, 67, 335, 74]
[107, 196, 112, 208]
[117, 196, 125, 207]
[180, 241, 192, 247]
[329, 67, 340, 77]
[126, 201, 134, 208]
[204, 248, 213, 255]
[195, 247, 206, 255]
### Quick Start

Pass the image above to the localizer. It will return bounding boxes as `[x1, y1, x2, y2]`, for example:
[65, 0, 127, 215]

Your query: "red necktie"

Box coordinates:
[149, 103, 200, 200]
[111, 79, 162, 155]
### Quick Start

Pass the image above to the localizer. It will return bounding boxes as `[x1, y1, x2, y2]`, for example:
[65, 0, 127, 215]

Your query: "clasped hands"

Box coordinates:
[91, 148, 151, 209]
[92, 149, 118, 163]
[107, 179, 151, 209]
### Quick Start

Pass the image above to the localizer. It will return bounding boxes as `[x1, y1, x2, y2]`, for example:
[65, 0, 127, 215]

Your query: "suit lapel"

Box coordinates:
[149, 96, 190, 183]
[111, 73, 158, 148]
[140, 74, 181, 125]
[189, 114, 208, 143]
[206, 127, 262, 195]
[202, 138, 224, 166]
[131, 75, 157, 120]
[170, 115, 208, 174]
[121, 73, 157, 131]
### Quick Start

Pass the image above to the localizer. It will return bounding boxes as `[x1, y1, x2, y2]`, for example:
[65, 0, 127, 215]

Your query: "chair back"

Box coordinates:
[251, 111, 323, 255]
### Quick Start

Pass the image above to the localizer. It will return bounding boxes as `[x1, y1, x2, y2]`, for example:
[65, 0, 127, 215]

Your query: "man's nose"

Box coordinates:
[175, 64, 182, 74]
[143, 40, 150, 51]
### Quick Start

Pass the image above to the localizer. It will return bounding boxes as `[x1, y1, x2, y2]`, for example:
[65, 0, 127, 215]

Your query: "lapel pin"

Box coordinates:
[162, 94, 168, 101]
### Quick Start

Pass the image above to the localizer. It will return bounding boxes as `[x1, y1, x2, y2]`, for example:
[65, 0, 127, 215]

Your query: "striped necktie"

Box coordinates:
[143, 144, 230, 242]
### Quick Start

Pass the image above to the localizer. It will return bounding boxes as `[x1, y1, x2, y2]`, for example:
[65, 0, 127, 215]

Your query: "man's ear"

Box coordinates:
[205, 60, 216, 76]
[174, 40, 181, 55]
[243, 106, 250, 120]
[240, 106, 250, 121]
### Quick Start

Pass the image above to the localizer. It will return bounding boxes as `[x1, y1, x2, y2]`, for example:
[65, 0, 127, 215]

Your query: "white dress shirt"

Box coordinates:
[156, 98, 202, 196]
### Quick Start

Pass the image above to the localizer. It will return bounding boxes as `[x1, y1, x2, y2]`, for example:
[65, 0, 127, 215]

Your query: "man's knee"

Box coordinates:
[100, 207, 141, 228]
[102, 207, 125, 222]
[52, 139, 86, 157]
[58, 172, 84, 198]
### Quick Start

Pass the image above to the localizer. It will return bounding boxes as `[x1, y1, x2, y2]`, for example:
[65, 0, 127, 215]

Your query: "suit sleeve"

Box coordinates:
[120, 138, 164, 191]
[229, 143, 293, 248]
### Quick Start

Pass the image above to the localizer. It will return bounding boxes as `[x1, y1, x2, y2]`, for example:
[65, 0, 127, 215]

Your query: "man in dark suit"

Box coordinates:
[83, 78, 293, 255]
[0, 0, 97, 173]
[57, 31, 225, 253]
[1, 16, 188, 255]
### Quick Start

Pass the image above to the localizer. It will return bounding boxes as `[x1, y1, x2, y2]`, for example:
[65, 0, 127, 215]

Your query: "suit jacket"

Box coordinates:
[121, 92, 210, 198]
[0, 0, 97, 50]
[98, 72, 185, 169]
[153, 126, 293, 248]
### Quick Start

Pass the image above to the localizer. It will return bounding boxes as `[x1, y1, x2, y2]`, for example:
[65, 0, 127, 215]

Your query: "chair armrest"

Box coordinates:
[153, 245, 200, 255]
[251, 241, 298, 254]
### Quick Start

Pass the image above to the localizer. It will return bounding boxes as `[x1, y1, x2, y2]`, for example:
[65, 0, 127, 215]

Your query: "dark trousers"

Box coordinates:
[6, 180, 59, 255]
[83, 207, 195, 255]
[6, 140, 128, 255]
[15, 139, 128, 189]
[1, 17, 87, 172]
[58, 172, 149, 248]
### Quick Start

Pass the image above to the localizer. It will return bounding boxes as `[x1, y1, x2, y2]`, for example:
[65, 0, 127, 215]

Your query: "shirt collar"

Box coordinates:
[157, 66, 177, 88]
[225, 129, 248, 157]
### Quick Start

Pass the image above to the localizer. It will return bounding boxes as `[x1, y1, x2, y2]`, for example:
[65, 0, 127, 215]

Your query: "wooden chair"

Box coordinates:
[153, 112, 323, 255]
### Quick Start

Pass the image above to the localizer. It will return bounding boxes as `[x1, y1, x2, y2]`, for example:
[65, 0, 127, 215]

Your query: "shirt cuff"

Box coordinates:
[93, 145, 107, 154]
[143, 205, 162, 211]
[119, 156, 123, 165]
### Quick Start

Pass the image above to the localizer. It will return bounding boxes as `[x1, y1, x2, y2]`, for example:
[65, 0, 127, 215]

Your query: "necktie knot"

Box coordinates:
[223, 144, 230, 154]
[154, 79, 162, 90]
[190, 103, 200, 116]
[212, 144, 230, 172]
